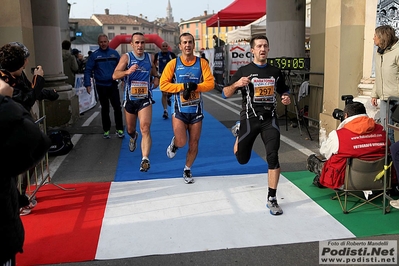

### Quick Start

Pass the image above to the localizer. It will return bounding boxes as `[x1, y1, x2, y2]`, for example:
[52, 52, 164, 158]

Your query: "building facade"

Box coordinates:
[178, 11, 236, 52]
[69, 4, 180, 55]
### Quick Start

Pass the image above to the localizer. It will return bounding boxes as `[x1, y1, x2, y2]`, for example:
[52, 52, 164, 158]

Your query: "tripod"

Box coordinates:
[283, 70, 312, 140]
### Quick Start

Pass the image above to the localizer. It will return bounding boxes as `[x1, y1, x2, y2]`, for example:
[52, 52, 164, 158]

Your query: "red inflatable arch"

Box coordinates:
[109, 34, 172, 51]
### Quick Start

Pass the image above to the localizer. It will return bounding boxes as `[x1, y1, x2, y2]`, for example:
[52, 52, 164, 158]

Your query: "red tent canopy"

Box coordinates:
[206, 0, 266, 27]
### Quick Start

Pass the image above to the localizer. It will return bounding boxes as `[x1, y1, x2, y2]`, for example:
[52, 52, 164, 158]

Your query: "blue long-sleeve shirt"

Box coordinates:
[84, 47, 120, 87]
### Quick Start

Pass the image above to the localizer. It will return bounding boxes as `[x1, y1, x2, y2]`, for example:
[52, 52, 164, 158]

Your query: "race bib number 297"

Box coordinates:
[252, 77, 275, 103]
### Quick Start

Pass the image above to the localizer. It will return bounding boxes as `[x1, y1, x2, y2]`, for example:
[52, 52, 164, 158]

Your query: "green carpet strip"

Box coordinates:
[283, 171, 399, 237]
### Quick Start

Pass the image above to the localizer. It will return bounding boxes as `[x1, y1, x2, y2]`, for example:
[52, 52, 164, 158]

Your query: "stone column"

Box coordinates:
[0, 0, 39, 117]
[319, 0, 367, 140]
[266, 0, 306, 58]
[266, 0, 306, 117]
[31, 0, 79, 127]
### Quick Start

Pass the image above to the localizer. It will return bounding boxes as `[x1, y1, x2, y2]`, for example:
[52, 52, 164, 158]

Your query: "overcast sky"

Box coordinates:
[68, 0, 235, 22]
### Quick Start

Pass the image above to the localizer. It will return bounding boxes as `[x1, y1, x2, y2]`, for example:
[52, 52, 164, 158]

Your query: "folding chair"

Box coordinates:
[332, 157, 391, 214]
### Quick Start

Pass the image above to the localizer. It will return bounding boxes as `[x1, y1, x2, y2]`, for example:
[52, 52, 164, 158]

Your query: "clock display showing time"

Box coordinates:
[267, 57, 310, 70]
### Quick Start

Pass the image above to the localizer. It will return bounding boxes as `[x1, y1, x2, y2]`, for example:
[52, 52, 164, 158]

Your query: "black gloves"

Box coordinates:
[183, 82, 197, 100]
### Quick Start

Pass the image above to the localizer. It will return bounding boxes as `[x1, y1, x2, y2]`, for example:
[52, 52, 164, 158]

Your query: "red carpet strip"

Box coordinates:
[16, 182, 110, 266]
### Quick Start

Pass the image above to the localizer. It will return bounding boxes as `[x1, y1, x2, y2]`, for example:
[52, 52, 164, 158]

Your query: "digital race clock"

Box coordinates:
[267, 57, 310, 70]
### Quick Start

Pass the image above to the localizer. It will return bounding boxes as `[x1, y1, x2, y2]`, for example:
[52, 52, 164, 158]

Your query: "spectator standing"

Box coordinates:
[213, 35, 225, 48]
[84, 34, 125, 139]
[153, 41, 176, 119]
[62, 40, 79, 86]
[72, 48, 84, 74]
[371, 25, 399, 144]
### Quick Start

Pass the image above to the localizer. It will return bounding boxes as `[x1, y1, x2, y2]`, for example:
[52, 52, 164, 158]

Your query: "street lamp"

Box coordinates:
[68, 2, 77, 17]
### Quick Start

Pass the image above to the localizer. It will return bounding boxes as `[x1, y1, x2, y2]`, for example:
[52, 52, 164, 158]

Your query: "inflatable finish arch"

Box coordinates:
[109, 34, 172, 51]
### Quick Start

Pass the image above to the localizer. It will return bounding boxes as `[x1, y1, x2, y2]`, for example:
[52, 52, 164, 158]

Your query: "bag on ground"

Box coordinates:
[47, 130, 73, 156]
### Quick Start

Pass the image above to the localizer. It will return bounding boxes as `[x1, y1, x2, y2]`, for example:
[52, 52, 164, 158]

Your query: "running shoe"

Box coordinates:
[231, 121, 240, 137]
[116, 130, 125, 138]
[140, 158, 150, 172]
[166, 136, 178, 158]
[129, 131, 139, 152]
[267, 197, 283, 215]
[103, 131, 110, 139]
[162, 110, 169, 119]
[183, 169, 195, 184]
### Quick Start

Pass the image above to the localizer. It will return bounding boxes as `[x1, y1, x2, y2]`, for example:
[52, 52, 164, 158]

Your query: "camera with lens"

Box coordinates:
[31, 67, 38, 75]
[332, 95, 354, 122]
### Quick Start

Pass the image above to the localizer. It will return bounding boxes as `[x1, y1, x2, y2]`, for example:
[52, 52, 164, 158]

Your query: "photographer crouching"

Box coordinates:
[307, 97, 387, 189]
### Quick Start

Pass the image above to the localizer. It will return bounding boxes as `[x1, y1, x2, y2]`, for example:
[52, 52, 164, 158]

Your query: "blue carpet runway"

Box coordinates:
[115, 89, 267, 181]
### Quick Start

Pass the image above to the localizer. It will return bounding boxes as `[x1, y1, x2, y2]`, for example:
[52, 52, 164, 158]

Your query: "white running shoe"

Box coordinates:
[166, 136, 178, 158]
[231, 121, 240, 137]
[183, 169, 195, 184]
[267, 197, 283, 215]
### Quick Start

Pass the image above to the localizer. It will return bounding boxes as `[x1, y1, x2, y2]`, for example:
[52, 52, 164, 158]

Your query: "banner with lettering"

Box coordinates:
[228, 44, 252, 76]
[213, 46, 225, 92]
[74, 74, 97, 114]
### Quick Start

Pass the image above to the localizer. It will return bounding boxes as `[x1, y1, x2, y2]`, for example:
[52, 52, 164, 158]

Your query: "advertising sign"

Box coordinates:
[228, 44, 251, 75]
[213, 46, 225, 92]
[74, 74, 97, 114]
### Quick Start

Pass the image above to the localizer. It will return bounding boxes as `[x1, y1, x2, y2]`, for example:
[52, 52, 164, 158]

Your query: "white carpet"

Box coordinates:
[95, 173, 354, 260]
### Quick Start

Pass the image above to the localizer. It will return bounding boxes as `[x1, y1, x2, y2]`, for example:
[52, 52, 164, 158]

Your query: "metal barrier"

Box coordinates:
[18, 101, 74, 203]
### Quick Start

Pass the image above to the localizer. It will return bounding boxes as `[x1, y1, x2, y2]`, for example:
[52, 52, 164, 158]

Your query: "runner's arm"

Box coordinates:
[112, 54, 130, 80]
[223, 68, 244, 98]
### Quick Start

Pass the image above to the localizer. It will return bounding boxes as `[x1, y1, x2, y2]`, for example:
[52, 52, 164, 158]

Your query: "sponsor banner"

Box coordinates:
[228, 44, 252, 75]
[319, 240, 397, 264]
[213, 46, 225, 92]
[74, 74, 97, 114]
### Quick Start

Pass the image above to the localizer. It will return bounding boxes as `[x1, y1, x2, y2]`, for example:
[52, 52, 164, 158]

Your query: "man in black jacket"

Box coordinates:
[213, 35, 225, 47]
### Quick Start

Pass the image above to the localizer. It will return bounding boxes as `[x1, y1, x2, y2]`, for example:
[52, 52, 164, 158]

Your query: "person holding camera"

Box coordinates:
[223, 35, 290, 216]
[160, 33, 214, 184]
[310, 101, 386, 189]
[0, 43, 45, 112]
[0, 42, 57, 215]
